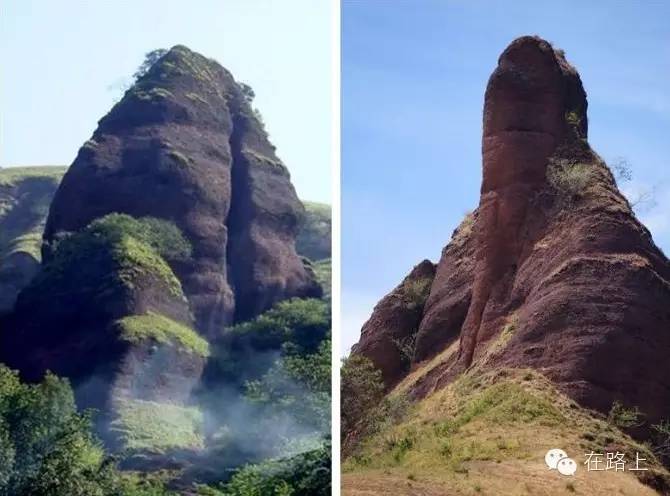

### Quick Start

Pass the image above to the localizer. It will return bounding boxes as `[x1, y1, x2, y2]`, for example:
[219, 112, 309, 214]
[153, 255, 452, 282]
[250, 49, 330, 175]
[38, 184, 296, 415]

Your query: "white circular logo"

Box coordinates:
[557, 457, 577, 476]
[545, 448, 568, 470]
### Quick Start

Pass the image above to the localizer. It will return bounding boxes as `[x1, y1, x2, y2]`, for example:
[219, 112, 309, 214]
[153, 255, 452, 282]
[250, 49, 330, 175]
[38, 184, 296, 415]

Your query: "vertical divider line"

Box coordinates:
[331, 0, 342, 493]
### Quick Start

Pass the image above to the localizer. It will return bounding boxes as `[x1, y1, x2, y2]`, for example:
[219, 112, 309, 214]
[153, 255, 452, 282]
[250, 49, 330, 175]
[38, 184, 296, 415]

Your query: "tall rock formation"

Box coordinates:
[43, 45, 320, 336]
[1, 46, 321, 453]
[353, 36, 670, 427]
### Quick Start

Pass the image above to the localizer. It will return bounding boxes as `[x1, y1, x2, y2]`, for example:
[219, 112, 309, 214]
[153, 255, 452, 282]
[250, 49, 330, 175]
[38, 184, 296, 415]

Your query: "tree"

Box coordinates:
[340, 354, 384, 442]
[132, 49, 168, 81]
[0, 365, 175, 495]
[238, 82, 255, 103]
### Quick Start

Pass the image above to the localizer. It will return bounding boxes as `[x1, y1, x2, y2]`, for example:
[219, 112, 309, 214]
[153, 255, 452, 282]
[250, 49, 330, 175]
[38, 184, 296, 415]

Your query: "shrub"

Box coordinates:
[341, 355, 385, 443]
[87, 214, 191, 262]
[547, 158, 594, 202]
[245, 339, 331, 432]
[391, 334, 416, 370]
[402, 278, 431, 310]
[608, 401, 643, 429]
[200, 440, 331, 496]
[133, 49, 168, 81]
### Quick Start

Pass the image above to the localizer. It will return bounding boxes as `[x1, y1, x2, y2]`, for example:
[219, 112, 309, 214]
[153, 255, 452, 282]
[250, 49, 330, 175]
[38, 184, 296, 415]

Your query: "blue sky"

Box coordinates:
[342, 1, 670, 354]
[0, 0, 332, 203]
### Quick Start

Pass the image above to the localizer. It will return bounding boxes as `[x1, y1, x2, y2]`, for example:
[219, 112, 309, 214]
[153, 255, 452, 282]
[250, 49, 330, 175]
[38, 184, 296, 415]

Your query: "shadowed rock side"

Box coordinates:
[43, 45, 320, 336]
[0, 167, 66, 313]
[353, 36, 670, 428]
[352, 260, 435, 387]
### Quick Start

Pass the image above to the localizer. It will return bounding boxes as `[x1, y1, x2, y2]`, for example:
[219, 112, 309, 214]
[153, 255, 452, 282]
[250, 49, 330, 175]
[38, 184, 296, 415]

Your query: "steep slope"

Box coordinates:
[2, 214, 208, 453]
[0, 166, 66, 313]
[347, 36, 670, 494]
[0, 46, 323, 459]
[43, 45, 320, 336]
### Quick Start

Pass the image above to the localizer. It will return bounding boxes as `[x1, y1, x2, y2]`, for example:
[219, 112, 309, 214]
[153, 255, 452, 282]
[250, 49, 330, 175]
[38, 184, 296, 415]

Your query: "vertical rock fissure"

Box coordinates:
[225, 105, 252, 324]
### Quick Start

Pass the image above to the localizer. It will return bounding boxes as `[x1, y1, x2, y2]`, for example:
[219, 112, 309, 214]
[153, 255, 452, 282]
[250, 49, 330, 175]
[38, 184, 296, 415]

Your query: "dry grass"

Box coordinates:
[343, 368, 668, 495]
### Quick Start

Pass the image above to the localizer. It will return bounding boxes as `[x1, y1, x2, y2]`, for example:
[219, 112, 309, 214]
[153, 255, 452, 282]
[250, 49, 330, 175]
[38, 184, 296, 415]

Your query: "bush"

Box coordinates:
[204, 298, 330, 392]
[607, 401, 643, 429]
[341, 355, 385, 443]
[0, 365, 178, 495]
[391, 334, 416, 370]
[200, 441, 331, 496]
[547, 158, 594, 201]
[402, 278, 431, 310]
[87, 214, 191, 262]
[245, 339, 331, 432]
[133, 49, 168, 81]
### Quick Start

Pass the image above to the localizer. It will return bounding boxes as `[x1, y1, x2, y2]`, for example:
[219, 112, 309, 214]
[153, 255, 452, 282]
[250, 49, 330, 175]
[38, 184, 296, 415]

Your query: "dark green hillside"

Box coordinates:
[0, 166, 67, 312]
[296, 201, 331, 261]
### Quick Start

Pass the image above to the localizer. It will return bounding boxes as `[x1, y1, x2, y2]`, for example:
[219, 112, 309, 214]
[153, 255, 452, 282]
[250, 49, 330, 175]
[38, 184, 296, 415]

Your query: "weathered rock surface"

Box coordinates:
[353, 36, 670, 427]
[43, 45, 320, 336]
[352, 260, 435, 387]
[0, 167, 66, 313]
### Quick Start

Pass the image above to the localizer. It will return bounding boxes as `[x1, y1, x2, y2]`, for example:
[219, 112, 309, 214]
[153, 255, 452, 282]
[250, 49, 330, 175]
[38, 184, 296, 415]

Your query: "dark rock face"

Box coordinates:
[352, 36, 670, 426]
[0, 167, 66, 313]
[43, 45, 320, 336]
[352, 260, 435, 387]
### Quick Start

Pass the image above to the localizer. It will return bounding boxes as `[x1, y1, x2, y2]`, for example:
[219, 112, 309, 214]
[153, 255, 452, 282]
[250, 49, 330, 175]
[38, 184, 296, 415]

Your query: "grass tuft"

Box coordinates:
[116, 311, 210, 357]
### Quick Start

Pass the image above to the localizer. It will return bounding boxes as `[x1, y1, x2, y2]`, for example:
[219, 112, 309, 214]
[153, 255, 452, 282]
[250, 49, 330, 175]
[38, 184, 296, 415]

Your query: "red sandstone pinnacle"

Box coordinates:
[458, 36, 588, 369]
[354, 36, 670, 428]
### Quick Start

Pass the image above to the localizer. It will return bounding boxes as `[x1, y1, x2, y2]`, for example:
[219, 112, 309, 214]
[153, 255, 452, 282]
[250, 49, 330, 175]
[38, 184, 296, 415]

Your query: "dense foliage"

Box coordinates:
[198, 442, 331, 496]
[197, 298, 331, 495]
[203, 298, 330, 390]
[341, 354, 385, 444]
[0, 365, 175, 496]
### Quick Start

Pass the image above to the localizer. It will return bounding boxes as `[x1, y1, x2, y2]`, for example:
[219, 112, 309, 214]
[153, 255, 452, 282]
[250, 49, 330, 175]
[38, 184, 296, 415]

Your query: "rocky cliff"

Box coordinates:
[0, 46, 323, 456]
[345, 35, 670, 496]
[353, 35, 670, 428]
[43, 45, 321, 336]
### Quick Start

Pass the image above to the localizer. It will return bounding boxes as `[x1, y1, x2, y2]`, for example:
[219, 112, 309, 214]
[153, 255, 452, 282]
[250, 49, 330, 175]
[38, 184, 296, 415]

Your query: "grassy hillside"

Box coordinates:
[0, 166, 67, 312]
[343, 367, 669, 495]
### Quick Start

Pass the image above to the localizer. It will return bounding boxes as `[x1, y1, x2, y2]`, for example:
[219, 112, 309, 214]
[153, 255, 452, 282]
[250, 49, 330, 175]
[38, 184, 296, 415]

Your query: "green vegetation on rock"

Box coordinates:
[36, 214, 188, 301]
[0, 166, 67, 311]
[110, 399, 204, 454]
[113, 235, 183, 297]
[117, 312, 210, 357]
[87, 213, 191, 262]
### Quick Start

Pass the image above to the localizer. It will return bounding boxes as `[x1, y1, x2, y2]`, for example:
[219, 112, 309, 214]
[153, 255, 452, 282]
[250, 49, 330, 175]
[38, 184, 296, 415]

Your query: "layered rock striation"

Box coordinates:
[353, 36, 670, 426]
[43, 45, 320, 336]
